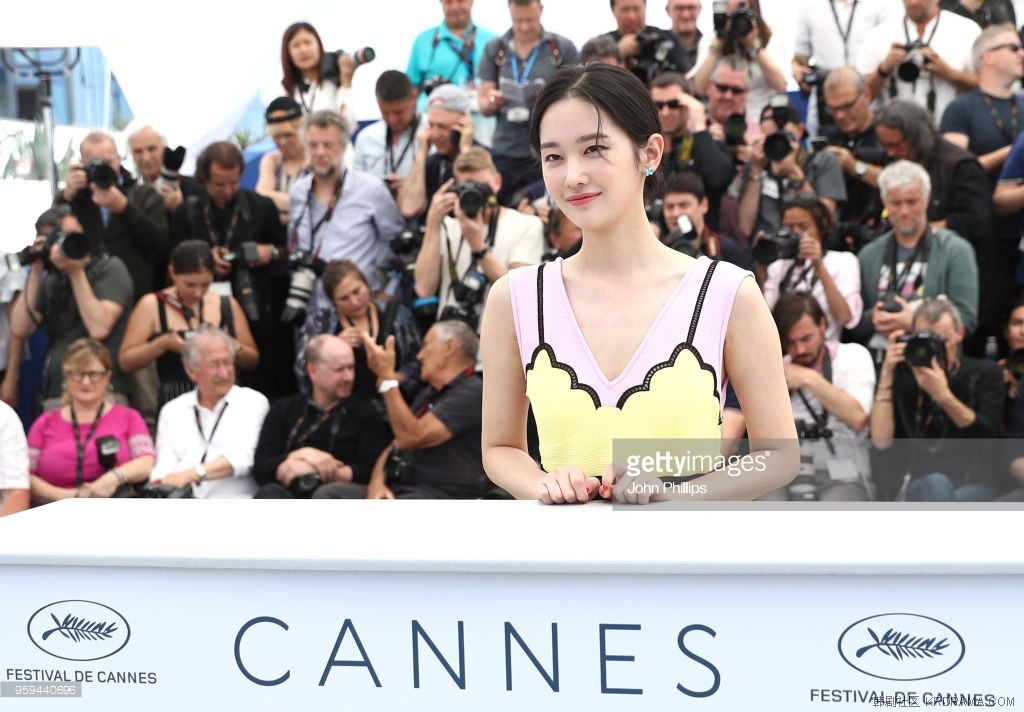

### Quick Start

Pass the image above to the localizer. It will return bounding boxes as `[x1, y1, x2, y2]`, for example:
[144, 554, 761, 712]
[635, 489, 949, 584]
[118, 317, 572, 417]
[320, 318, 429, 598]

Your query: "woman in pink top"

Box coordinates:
[28, 339, 154, 503]
[480, 63, 797, 504]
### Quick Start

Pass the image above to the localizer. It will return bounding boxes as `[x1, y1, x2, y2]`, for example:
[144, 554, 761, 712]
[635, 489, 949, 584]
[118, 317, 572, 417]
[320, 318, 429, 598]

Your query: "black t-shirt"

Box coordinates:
[823, 125, 883, 226]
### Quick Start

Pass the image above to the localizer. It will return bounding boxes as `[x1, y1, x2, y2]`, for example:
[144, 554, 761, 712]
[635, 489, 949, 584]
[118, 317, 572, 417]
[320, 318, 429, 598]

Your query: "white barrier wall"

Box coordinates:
[0, 500, 1021, 710]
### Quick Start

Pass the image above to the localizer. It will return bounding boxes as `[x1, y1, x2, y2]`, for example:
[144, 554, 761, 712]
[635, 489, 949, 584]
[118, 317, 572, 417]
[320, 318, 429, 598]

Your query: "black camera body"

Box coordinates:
[898, 40, 927, 82]
[96, 435, 121, 470]
[832, 222, 876, 253]
[634, 28, 678, 80]
[665, 215, 700, 256]
[385, 449, 413, 485]
[764, 131, 795, 162]
[853, 144, 888, 166]
[752, 227, 800, 265]
[320, 47, 376, 83]
[439, 303, 479, 331]
[290, 473, 322, 498]
[451, 269, 487, 308]
[391, 220, 424, 256]
[881, 291, 903, 313]
[795, 418, 832, 441]
[421, 75, 450, 97]
[221, 241, 261, 324]
[713, 1, 756, 40]
[84, 158, 118, 190]
[802, 64, 827, 88]
[722, 113, 748, 146]
[142, 483, 194, 499]
[898, 329, 947, 370]
[448, 180, 496, 219]
[281, 250, 328, 325]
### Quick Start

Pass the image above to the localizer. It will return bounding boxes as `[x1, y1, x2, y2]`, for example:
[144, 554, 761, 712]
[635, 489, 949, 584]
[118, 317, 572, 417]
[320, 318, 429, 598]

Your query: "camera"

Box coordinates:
[2, 228, 90, 275]
[281, 250, 328, 325]
[290, 473, 322, 498]
[448, 180, 496, 219]
[320, 47, 376, 83]
[1008, 349, 1024, 379]
[644, 197, 664, 224]
[713, 1, 756, 41]
[390, 220, 423, 256]
[157, 146, 186, 192]
[634, 28, 678, 81]
[853, 145, 887, 166]
[221, 241, 261, 323]
[832, 222, 876, 253]
[421, 75, 450, 97]
[142, 482, 194, 499]
[789, 420, 824, 501]
[898, 40, 927, 82]
[385, 448, 413, 485]
[881, 291, 903, 313]
[898, 329, 946, 370]
[83, 158, 119, 190]
[752, 227, 800, 264]
[666, 215, 700, 256]
[451, 269, 487, 308]
[764, 131, 795, 162]
[722, 113, 748, 146]
[96, 435, 121, 470]
[439, 303, 479, 331]
[413, 295, 440, 334]
[802, 64, 827, 88]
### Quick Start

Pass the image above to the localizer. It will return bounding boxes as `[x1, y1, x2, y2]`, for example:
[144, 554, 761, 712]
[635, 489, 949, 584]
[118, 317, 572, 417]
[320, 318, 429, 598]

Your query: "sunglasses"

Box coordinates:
[66, 370, 110, 383]
[654, 99, 684, 110]
[713, 83, 748, 96]
[989, 42, 1024, 53]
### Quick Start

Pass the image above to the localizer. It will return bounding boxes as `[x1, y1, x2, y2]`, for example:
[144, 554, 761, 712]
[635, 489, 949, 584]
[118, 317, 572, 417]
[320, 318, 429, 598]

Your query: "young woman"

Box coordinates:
[119, 241, 258, 410]
[480, 63, 797, 504]
[761, 195, 862, 343]
[280, 23, 358, 139]
[28, 339, 154, 503]
[256, 97, 310, 225]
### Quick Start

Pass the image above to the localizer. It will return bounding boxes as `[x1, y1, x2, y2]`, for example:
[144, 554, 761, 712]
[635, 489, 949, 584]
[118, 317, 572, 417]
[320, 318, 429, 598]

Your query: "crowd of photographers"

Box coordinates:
[4, 0, 1024, 512]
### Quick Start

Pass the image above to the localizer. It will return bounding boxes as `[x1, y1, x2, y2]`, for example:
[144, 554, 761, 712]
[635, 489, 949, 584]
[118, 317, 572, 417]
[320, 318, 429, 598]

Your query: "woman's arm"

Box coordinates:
[228, 297, 260, 371]
[30, 475, 80, 504]
[255, 151, 290, 215]
[118, 294, 167, 373]
[82, 455, 155, 498]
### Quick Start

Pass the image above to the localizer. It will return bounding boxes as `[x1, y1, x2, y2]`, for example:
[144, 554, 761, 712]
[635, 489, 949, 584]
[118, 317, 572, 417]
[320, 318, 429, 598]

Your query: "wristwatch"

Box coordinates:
[378, 379, 400, 395]
[854, 161, 868, 178]
[194, 464, 208, 483]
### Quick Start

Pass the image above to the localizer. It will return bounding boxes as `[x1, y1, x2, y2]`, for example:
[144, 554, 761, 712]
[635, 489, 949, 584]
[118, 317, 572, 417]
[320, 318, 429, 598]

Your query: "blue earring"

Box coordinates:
[644, 167, 654, 177]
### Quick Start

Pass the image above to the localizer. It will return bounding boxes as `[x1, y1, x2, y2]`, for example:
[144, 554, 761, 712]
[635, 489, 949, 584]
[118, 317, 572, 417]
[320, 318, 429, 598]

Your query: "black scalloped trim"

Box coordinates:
[614, 342, 721, 411]
[526, 343, 602, 409]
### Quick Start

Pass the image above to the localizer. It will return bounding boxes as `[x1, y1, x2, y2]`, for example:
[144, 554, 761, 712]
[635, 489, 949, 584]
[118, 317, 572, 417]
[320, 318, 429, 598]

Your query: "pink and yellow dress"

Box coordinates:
[508, 256, 749, 477]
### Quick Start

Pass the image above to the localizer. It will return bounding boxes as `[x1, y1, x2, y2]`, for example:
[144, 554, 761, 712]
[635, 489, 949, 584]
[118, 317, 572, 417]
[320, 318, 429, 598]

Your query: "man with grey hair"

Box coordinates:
[854, 160, 979, 368]
[125, 122, 204, 214]
[361, 319, 487, 499]
[870, 297, 1003, 501]
[287, 109, 405, 354]
[150, 326, 269, 498]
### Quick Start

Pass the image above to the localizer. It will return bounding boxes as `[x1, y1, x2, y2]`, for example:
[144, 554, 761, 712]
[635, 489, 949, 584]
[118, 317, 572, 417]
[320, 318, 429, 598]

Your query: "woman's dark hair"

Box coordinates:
[772, 291, 825, 343]
[781, 193, 832, 246]
[321, 259, 369, 303]
[170, 240, 216, 276]
[529, 63, 663, 202]
[281, 22, 324, 96]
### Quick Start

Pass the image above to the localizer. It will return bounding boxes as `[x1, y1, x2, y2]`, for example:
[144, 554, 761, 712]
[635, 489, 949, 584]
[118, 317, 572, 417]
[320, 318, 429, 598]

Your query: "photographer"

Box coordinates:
[251, 335, 391, 499]
[173, 141, 293, 399]
[856, 0, 980, 126]
[690, 0, 786, 124]
[870, 297, 1003, 501]
[353, 71, 420, 195]
[477, 0, 577, 205]
[658, 172, 751, 269]
[10, 207, 134, 406]
[414, 147, 543, 334]
[759, 292, 875, 501]
[606, 0, 690, 85]
[56, 130, 170, 302]
[362, 319, 487, 499]
[126, 122, 204, 216]
[854, 161, 978, 359]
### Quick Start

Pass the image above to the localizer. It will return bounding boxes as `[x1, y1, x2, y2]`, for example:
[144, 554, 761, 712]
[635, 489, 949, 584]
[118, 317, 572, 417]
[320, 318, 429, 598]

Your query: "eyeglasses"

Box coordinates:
[713, 83, 748, 96]
[988, 42, 1024, 53]
[825, 95, 862, 114]
[654, 99, 684, 110]
[66, 370, 110, 383]
[670, 3, 701, 13]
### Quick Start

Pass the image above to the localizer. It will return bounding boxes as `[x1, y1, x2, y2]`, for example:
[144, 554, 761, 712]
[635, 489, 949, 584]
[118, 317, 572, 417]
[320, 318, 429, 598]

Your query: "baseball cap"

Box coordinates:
[427, 83, 471, 114]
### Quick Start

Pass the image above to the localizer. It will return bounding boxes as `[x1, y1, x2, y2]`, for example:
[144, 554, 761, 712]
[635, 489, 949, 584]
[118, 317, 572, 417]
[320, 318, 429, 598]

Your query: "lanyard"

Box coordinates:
[427, 25, 477, 83]
[510, 42, 541, 84]
[386, 121, 418, 174]
[444, 209, 498, 288]
[71, 402, 106, 488]
[155, 290, 204, 329]
[703, 227, 721, 259]
[828, 0, 858, 65]
[896, 13, 941, 113]
[795, 349, 837, 456]
[415, 368, 476, 417]
[780, 259, 819, 295]
[289, 172, 345, 255]
[885, 231, 930, 297]
[193, 401, 229, 464]
[675, 134, 695, 164]
[297, 81, 318, 114]
[285, 402, 345, 452]
[203, 200, 240, 248]
[981, 93, 1019, 144]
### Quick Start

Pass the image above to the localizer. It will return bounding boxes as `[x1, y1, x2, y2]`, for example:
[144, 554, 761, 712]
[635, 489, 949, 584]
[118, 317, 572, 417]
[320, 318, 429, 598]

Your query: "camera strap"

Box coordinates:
[884, 230, 930, 298]
[415, 367, 476, 417]
[155, 290, 202, 329]
[71, 402, 107, 488]
[703, 228, 721, 259]
[981, 92, 1019, 144]
[428, 24, 477, 83]
[285, 401, 345, 452]
[780, 260, 818, 295]
[796, 349, 836, 456]
[202, 199, 240, 249]
[828, 0, 858, 65]
[193, 401, 229, 464]
[291, 171, 346, 257]
[444, 208, 499, 288]
[386, 119, 418, 175]
[895, 14, 941, 114]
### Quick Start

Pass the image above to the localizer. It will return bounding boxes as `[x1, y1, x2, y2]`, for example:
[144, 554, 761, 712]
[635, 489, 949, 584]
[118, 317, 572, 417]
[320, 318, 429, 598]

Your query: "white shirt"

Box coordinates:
[763, 250, 863, 343]
[0, 267, 26, 369]
[856, 10, 981, 127]
[794, 0, 895, 70]
[151, 385, 269, 499]
[0, 401, 29, 492]
[353, 119, 420, 180]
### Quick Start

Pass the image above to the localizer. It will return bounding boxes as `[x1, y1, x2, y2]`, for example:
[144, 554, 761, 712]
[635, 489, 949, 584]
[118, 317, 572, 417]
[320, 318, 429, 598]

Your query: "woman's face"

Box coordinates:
[64, 357, 110, 407]
[538, 97, 646, 234]
[269, 120, 304, 159]
[1005, 306, 1024, 353]
[288, 30, 322, 74]
[171, 269, 213, 306]
[781, 207, 822, 245]
[332, 275, 370, 320]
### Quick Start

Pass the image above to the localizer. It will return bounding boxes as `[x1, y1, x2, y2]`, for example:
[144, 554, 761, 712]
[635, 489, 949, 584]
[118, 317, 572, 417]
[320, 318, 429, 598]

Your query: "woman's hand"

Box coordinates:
[601, 462, 670, 505]
[796, 231, 823, 265]
[536, 466, 600, 504]
[338, 325, 364, 350]
[161, 330, 186, 355]
[81, 471, 119, 498]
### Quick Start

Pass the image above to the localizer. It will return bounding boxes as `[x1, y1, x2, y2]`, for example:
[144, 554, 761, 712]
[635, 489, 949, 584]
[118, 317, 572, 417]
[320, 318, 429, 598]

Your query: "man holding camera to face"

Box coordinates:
[870, 297, 1003, 501]
[414, 146, 543, 334]
[56, 130, 169, 302]
[854, 161, 978, 365]
[856, 0, 980, 127]
[251, 335, 390, 499]
[10, 207, 134, 407]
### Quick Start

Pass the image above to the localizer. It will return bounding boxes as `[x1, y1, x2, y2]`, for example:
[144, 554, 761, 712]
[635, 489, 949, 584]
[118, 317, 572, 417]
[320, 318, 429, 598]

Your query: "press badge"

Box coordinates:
[210, 281, 233, 298]
[506, 106, 530, 123]
[761, 176, 781, 200]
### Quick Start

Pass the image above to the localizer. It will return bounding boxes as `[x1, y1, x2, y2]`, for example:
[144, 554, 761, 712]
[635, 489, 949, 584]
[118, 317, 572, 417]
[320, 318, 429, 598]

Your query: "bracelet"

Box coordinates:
[748, 172, 764, 181]
[874, 397, 892, 403]
[470, 246, 489, 260]
[74, 487, 81, 498]
[112, 467, 127, 484]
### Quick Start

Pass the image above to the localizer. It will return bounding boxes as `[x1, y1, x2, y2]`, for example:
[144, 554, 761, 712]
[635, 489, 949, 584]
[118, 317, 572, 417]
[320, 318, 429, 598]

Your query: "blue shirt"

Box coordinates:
[407, 22, 497, 112]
